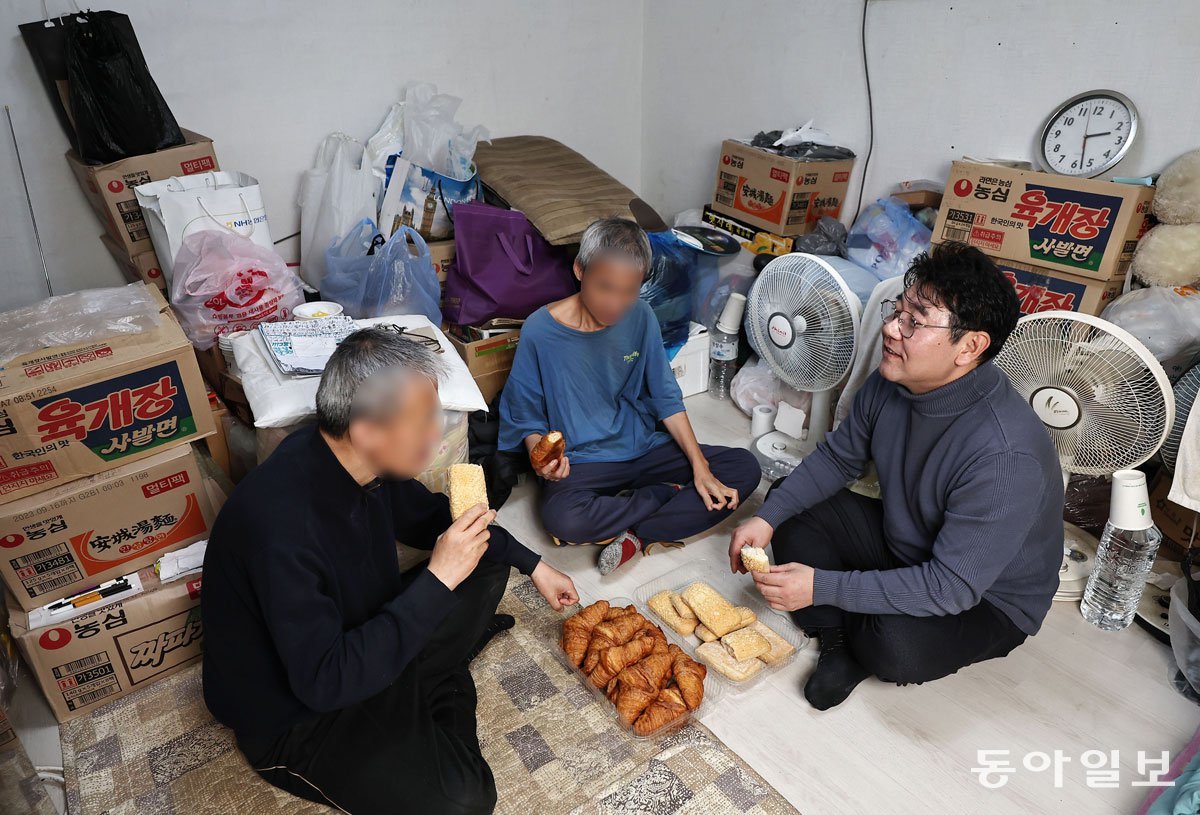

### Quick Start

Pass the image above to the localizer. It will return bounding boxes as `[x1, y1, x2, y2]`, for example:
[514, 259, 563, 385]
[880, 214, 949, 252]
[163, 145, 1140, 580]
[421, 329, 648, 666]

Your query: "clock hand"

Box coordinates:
[1084, 131, 1112, 139]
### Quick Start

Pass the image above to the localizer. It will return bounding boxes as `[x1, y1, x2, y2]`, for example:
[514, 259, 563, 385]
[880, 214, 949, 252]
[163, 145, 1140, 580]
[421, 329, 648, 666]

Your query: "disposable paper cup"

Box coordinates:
[1109, 469, 1153, 531]
[294, 301, 344, 320]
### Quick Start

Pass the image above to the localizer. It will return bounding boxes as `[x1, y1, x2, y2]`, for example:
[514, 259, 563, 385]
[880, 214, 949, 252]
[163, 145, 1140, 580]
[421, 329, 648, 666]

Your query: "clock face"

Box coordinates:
[1039, 91, 1138, 177]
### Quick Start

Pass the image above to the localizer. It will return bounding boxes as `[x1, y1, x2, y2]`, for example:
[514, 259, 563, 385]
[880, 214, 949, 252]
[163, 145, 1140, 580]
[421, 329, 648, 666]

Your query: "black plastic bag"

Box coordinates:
[65, 12, 183, 164]
[467, 391, 528, 511]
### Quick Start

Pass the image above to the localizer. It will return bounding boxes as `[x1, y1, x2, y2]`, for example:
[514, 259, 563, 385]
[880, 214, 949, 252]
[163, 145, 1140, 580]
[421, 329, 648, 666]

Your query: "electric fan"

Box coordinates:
[744, 253, 861, 472]
[1163, 364, 1200, 472]
[993, 310, 1175, 600]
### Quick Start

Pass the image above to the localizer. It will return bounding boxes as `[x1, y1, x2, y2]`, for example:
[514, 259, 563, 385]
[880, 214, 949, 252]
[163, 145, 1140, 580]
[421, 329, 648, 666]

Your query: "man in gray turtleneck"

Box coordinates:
[730, 242, 1063, 710]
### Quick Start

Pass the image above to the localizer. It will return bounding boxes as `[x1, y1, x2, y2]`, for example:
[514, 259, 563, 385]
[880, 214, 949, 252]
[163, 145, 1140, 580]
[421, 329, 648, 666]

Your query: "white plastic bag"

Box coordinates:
[170, 231, 304, 350]
[298, 133, 378, 290]
[730, 356, 812, 418]
[1102, 285, 1200, 380]
[400, 82, 488, 179]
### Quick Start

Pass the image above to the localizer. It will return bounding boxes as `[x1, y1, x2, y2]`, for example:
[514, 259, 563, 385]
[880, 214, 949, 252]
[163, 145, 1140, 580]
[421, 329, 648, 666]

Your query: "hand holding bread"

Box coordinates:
[529, 431, 570, 481]
[429, 503, 493, 590]
[729, 516, 774, 573]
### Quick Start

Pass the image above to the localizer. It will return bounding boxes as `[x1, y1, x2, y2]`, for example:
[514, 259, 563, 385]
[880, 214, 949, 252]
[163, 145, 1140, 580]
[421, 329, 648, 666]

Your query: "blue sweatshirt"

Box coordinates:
[757, 363, 1063, 635]
[499, 300, 686, 463]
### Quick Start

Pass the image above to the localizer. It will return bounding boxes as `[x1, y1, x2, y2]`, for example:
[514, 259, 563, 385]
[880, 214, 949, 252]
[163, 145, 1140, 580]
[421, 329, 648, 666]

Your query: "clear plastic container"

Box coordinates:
[633, 559, 809, 694]
[546, 595, 724, 740]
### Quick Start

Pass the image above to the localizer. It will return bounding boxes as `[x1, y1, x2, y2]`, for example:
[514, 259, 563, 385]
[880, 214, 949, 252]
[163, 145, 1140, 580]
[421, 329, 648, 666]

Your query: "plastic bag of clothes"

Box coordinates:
[642, 230, 712, 357]
[65, 11, 183, 164]
[846, 196, 932, 280]
[171, 231, 304, 350]
[749, 130, 856, 161]
[1102, 285, 1200, 381]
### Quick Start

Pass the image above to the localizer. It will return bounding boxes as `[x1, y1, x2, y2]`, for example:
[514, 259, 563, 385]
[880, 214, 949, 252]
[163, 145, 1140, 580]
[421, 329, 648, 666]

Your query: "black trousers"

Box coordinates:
[241, 557, 510, 815]
[771, 488, 1028, 685]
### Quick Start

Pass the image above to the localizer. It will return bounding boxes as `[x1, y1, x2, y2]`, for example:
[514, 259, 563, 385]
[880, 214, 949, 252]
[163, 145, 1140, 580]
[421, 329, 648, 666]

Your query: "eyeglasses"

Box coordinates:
[879, 299, 954, 339]
[376, 324, 444, 353]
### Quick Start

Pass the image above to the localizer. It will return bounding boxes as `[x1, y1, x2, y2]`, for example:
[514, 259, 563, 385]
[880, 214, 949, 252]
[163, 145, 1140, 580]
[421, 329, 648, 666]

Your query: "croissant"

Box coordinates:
[633, 687, 688, 736]
[668, 644, 706, 710]
[605, 604, 636, 621]
[588, 636, 655, 688]
[608, 650, 673, 727]
[583, 612, 647, 674]
[639, 620, 670, 655]
[530, 431, 566, 470]
[561, 600, 610, 667]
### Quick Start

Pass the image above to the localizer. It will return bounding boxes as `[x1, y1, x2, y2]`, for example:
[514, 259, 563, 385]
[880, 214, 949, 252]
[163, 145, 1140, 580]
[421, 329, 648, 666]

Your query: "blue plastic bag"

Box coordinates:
[324, 220, 443, 323]
[845, 196, 932, 280]
[641, 230, 714, 359]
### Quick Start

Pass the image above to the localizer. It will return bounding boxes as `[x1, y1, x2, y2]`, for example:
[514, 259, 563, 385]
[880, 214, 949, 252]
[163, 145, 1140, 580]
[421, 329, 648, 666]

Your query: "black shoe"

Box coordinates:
[803, 627, 870, 711]
[467, 614, 515, 662]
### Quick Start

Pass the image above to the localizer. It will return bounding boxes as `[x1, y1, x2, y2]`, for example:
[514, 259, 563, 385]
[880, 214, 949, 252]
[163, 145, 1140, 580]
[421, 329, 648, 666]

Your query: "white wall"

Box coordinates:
[641, 0, 1200, 224]
[0, 0, 643, 310]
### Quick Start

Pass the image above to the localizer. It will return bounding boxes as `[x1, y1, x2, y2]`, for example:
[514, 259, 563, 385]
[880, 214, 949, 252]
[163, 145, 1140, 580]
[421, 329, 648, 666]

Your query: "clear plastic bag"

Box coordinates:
[1102, 286, 1200, 380]
[846, 196, 932, 280]
[0, 283, 160, 366]
[730, 356, 812, 418]
[298, 133, 379, 290]
[171, 231, 305, 350]
[400, 82, 488, 180]
[323, 220, 442, 323]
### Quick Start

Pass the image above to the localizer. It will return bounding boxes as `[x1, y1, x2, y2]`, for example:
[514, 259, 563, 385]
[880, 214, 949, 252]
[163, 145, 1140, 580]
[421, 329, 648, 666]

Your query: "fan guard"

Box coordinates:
[746, 254, 861, 392]
[993, 311, 1174, 475]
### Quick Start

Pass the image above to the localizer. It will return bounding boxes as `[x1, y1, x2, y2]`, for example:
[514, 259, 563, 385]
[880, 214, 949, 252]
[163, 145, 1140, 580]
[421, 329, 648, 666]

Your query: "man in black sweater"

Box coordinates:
[202, 328, 578, 814]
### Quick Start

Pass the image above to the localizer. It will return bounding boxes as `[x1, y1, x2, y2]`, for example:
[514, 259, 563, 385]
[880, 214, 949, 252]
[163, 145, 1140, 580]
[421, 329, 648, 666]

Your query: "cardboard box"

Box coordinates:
[448, 330, 520, 405]
[990, 257, 1124, 317]
[66, 130, 219, 257]
[700, 206, 794, 256]
[710, 139, 854, 236]
[1151, 469, 1198, 556]
[427, 239, 455, 305]
[9, 567, 203, 723]
[0, 288, 215, 503]
[932, 160, 1154, 281]
[99, 232, 166, 291]
[0, 445, 212, 611]
[672, 324, 711, 398]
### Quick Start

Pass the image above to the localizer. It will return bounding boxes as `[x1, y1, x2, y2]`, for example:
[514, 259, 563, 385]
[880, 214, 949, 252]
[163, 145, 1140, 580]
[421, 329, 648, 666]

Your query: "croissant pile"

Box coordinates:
[561, 599, 706, 735]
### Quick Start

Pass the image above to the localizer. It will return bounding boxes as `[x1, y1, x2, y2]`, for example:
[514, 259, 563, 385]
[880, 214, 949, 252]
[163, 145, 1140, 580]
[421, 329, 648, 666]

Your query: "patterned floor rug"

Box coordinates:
[61, 576, 799, 815]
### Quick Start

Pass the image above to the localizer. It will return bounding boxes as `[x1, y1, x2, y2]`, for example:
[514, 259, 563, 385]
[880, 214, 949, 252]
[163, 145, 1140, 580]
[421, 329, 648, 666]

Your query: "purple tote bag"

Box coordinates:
[443, 202, 576, 325]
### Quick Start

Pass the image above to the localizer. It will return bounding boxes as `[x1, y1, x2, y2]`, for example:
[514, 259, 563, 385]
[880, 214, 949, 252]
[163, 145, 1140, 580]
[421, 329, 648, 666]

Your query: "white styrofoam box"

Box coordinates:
[673, 322, 711, 397]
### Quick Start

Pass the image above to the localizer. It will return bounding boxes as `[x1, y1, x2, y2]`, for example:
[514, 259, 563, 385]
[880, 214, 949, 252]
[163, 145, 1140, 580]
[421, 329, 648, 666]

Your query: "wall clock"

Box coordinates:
[1038, 90, 1138, 178]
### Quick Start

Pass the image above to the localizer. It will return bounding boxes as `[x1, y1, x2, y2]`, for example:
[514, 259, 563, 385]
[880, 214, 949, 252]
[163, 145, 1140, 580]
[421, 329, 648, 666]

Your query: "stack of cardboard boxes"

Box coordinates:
[0, 289, 219, 722]
[66, 130, 220, 294]
[931, 161, 1155, 317]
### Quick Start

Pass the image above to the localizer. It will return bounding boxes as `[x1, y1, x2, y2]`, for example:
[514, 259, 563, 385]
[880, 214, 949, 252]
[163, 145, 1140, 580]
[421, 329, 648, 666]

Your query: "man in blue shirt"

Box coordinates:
[501, 218, 760, 574]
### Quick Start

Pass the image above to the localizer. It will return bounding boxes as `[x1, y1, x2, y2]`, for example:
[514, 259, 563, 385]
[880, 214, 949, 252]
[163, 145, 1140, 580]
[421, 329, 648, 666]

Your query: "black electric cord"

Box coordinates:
[850, 0, 875, 222]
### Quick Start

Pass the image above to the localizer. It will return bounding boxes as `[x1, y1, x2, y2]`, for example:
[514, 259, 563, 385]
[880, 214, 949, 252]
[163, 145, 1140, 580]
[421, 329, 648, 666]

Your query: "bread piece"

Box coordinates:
[720, 627, 771, 661]
[648, 590, 697, 637]
[561, 600, 610, 667]
[449, 464, 488, 520]
[633, 687, 688, 736]
[670, 593, 697, 621]
[530, 431, 566, 470]
[680, 583, 741, 637]
[668, 644, 706, 710]
[748, 621, 796, 665]
[735, 607, 757, 627]
[694, 623, 718, 643]
[695, 641, 764, 682]
[740, 546, 770, 573]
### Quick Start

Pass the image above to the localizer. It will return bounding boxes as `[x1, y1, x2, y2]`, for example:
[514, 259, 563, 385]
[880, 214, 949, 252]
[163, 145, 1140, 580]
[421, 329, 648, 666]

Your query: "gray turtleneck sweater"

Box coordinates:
[756, 362, 1063, 635]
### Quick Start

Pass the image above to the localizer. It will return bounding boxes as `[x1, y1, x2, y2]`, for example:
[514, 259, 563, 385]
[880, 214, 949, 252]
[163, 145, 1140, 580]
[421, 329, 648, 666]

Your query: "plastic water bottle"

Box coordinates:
[1080, 470, 1163, 632]
[708, 293, 746, 400]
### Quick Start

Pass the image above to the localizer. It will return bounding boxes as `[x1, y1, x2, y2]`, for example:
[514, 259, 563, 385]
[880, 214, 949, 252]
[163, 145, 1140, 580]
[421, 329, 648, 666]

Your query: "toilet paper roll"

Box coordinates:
[751, 404, 777, 437]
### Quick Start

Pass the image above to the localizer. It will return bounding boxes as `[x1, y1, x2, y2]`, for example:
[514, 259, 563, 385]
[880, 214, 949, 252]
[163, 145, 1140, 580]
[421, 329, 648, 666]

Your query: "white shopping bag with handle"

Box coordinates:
[136, 171, 274, 284]
[298, 133, 378, 291]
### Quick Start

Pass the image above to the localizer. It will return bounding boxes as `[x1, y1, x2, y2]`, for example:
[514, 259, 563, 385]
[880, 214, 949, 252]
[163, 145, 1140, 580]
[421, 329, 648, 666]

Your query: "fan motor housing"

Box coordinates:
[1030, 385, 1082, 430]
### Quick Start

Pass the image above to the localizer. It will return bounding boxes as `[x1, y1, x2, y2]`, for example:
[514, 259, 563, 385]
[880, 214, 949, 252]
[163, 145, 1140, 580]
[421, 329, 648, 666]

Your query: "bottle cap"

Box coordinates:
[1108, 469, 1153, 531]
[716, 293, 747, 334]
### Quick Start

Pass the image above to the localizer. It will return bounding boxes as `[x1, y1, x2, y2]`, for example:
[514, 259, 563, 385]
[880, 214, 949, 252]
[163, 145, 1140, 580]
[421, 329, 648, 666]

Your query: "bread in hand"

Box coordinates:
[681, 582, 742, 637]
[648, 590, 697, 637]
[530, 431, 565, 470]
[740, 546, 770, 573]
[449, 464, 488, 520]
[696, 641, 765, 682]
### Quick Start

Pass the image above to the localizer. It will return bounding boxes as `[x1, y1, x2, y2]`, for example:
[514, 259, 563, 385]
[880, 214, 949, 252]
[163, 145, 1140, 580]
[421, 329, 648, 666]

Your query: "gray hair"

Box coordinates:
[576, 218, 652, 275]
[315, 328, 444, 437]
